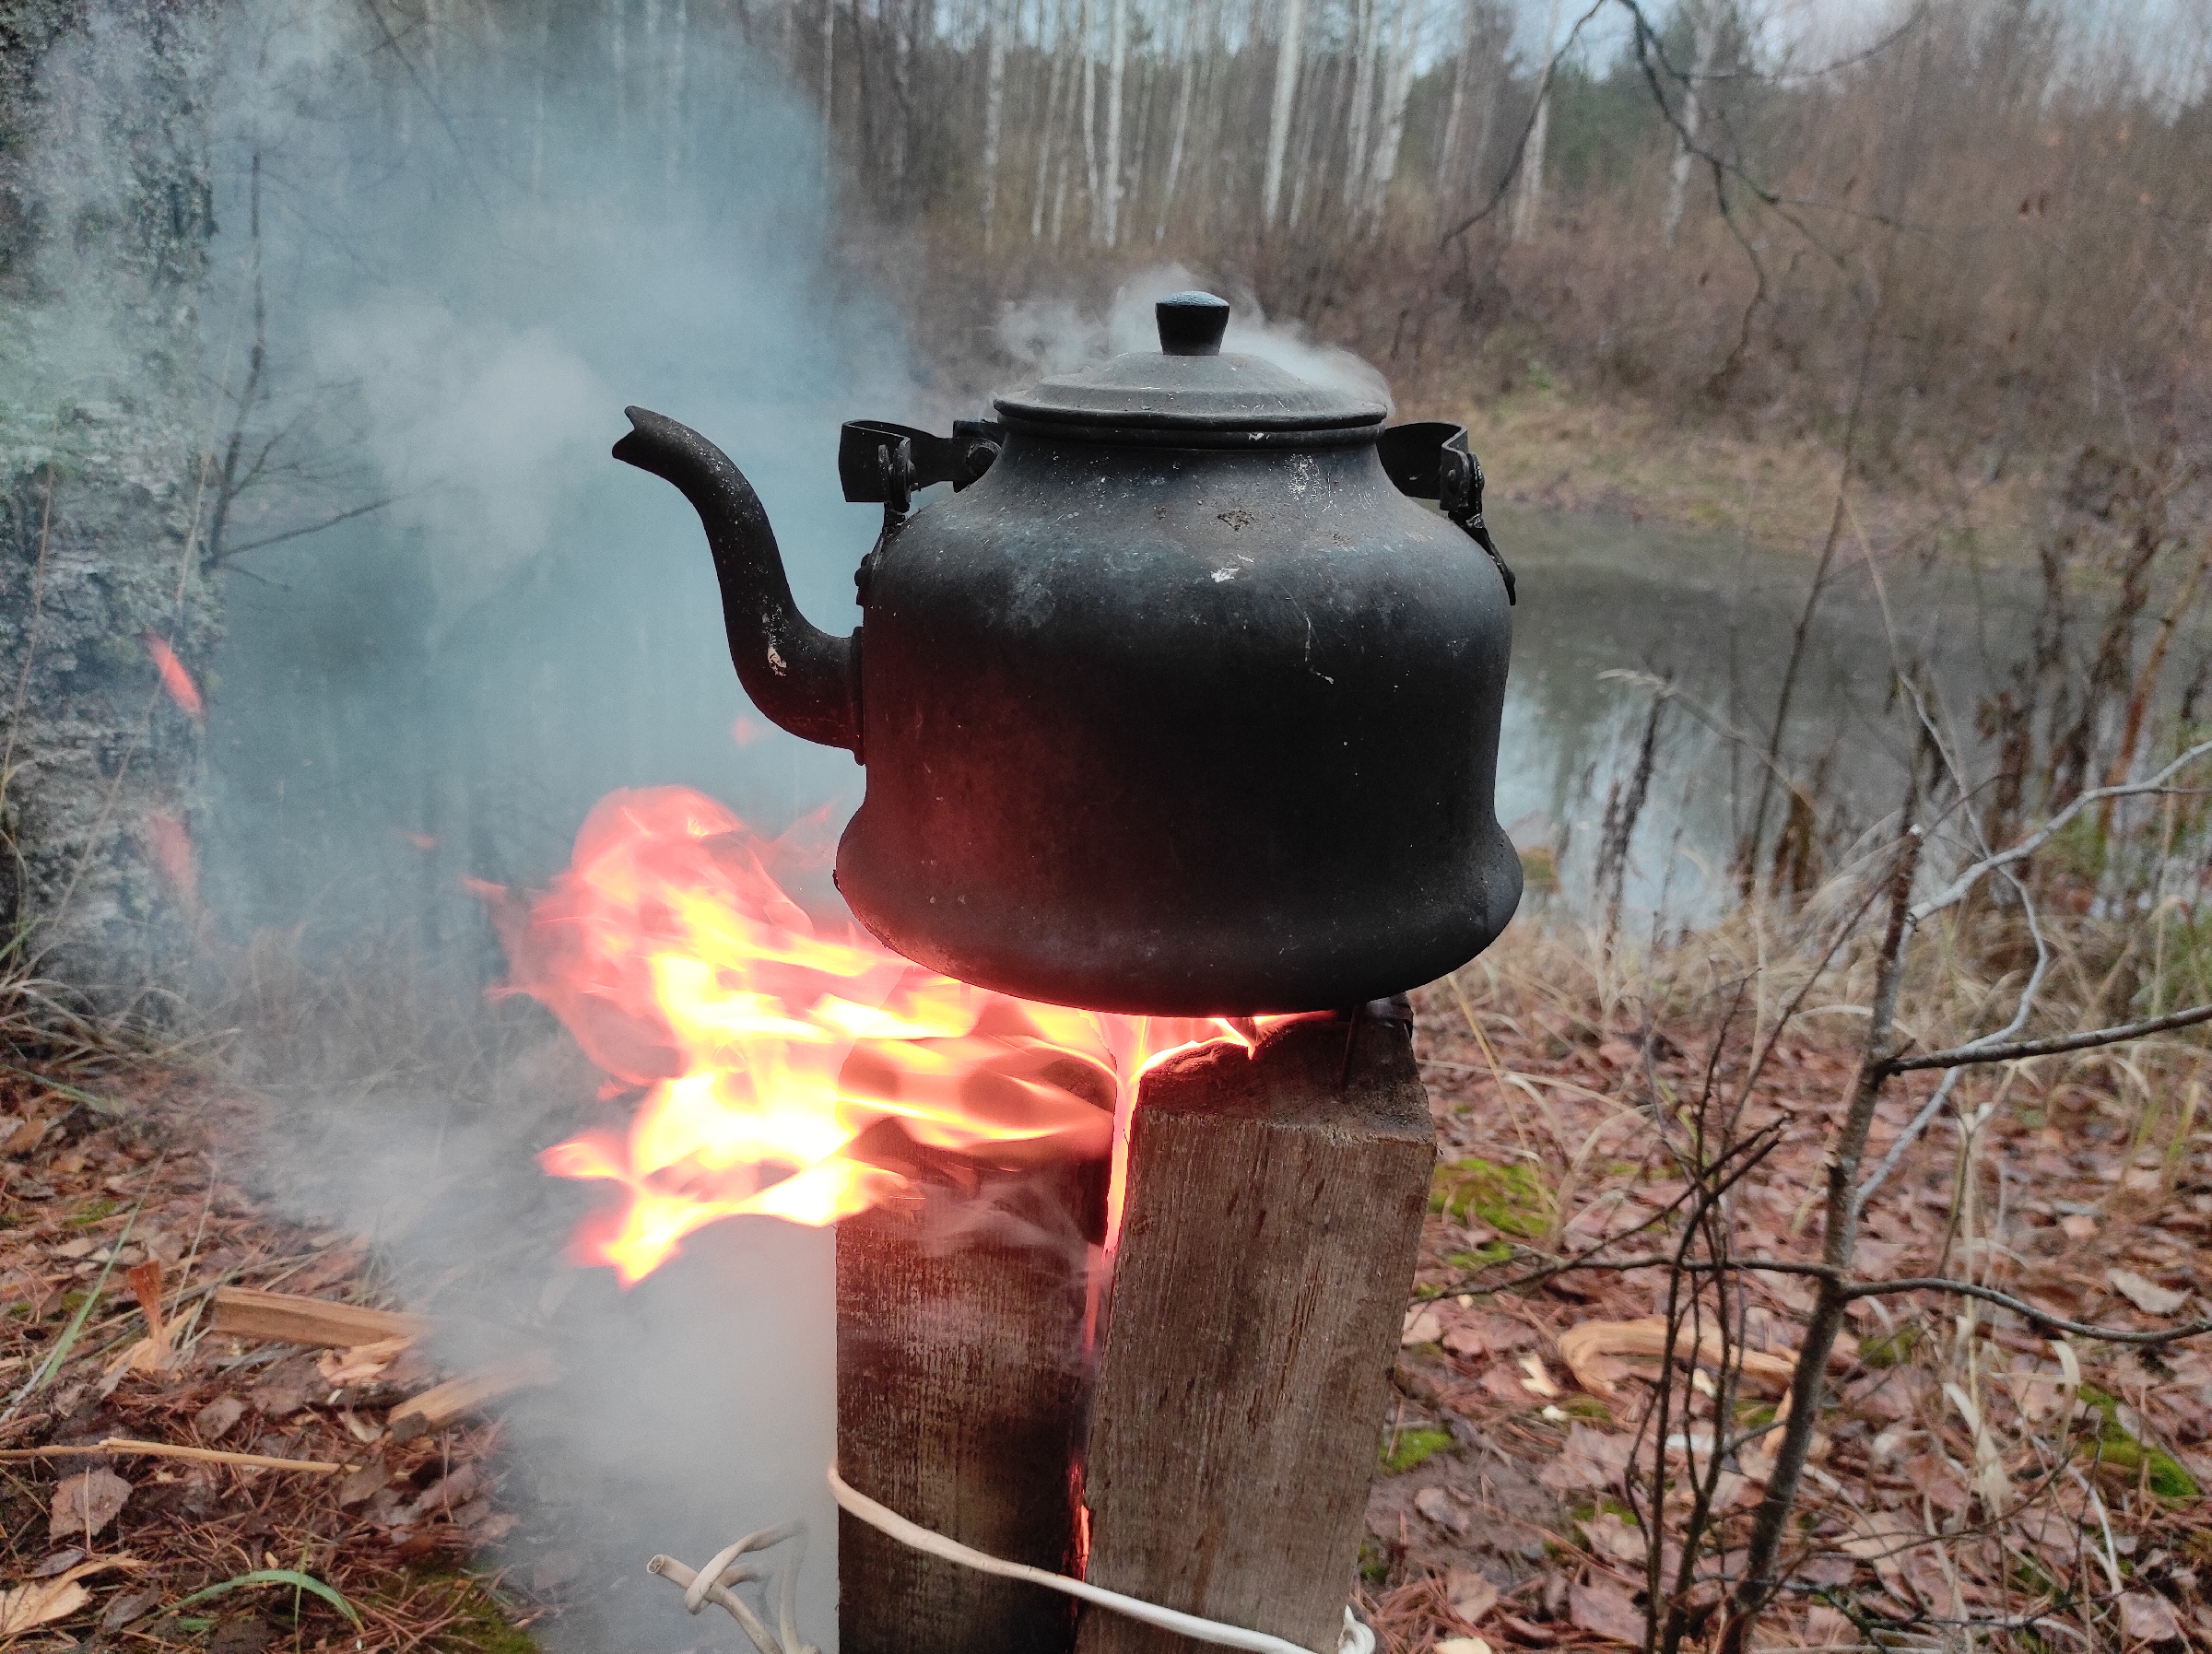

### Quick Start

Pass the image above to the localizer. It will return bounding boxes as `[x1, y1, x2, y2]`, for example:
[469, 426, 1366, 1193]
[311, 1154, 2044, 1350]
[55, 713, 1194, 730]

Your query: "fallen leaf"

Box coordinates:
[1537, 1425, 1635, 1492]
[30, 1550, 85, 1578]
[336, 1461, 392, 1508]
[1594, 1038, 1640, 1071]
[0, 1555, 138, 1636]
[196, 1394, 246, 1441]
[2110, 1270, 2188, 1317]
[1444, 1567, 1499, 1625]
[1402, 1306, 1443, 1347]
[1441, 1310, 1538, 1359]
[0, 1576, 89, 1635]
[1581, 1512, 1646, 1565]
[2120, 1591, 2183, 1644]
[101, 1589, 158, 1631]
[49, 1469, 132, 1540]
[1435, 1639, 1494, 1654]
[248, 1356, 321, 1418]
[2060, 1213, 2099, 1241]
[1518, 1354, 1560, 1398]
[1414, 1485, 1472, 1537]
[1568, 1578, 1645, 1645]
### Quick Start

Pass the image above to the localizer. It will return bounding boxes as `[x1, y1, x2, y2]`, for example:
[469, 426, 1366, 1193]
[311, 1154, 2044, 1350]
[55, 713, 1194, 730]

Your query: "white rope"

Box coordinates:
[827, 1465, 1376, 1654]
[646, 1469, 1376, 1654]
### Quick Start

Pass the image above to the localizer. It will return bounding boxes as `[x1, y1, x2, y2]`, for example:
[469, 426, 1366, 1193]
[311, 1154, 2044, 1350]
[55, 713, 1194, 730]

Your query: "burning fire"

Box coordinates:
[487, 788, 1256, 1284]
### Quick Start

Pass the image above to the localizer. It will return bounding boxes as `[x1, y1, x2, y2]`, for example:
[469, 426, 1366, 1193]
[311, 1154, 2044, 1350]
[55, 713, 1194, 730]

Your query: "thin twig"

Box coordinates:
[0, 1438, 355, 1474]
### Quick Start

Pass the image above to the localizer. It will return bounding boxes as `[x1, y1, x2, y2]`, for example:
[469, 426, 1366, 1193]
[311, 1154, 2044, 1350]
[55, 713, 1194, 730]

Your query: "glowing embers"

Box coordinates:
[488, 788, 1253, 1284]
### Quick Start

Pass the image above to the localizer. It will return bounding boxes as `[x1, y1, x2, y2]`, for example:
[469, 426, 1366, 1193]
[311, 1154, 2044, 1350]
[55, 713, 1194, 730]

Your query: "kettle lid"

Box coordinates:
[994, 292, 1388, 441]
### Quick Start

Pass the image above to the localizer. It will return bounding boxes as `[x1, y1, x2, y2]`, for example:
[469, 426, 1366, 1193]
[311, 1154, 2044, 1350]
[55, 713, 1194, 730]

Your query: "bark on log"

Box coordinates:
[1075, 1012, 1433, 1654]
[836, 1150, 1102, 1654]
[0, 0, 217, 992]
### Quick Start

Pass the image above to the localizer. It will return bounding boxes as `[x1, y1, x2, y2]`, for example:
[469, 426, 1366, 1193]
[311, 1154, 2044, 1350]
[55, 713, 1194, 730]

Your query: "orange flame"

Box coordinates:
[489, 788, 1255, 1284]
[143, 634, 204, 722]
[147, 810, 198, 908]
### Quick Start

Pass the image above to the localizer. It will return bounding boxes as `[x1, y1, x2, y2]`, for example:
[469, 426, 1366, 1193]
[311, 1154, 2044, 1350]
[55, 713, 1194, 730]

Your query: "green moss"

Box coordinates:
[65, 1199, 121, 1228]
[1859, 1324, 1924, 1368]
[1357, 1537, 1392, 1586]
[1560, 1395, 1614, 1422]
[363, 1566, 539, 1654]
[1430, 1157, 1555, 1238]
[1445, 1241, 1515, 1272]
[1380, 1425, 1456, 1475]
[2077, 1386, 2200, 1498]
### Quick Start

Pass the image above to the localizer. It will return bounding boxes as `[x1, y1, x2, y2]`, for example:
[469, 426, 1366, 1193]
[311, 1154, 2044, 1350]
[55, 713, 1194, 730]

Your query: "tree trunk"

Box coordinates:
[1662, 6, 1717, 248]
[1512, 0, 1561, 242]
[1032, 9, 1070, 240]
[1432, 0, 1479, 225]
[1078, 0, 1099, 242]
[1362, 0, 1416, 229]
[0, 0, 218, 1000]
[1261, 0, 1304, 229]
[1342, 0, 1377, 207]
[982, 0, 1006, 243]
[1101, 0, 1125, 244]
[1154, 5, 1196, 240]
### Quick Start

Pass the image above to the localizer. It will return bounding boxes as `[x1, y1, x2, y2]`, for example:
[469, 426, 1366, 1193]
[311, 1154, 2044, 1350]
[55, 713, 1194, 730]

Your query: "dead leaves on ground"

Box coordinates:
[1368, 982, 2212, 1652]
[0, 1080, 528, 1648]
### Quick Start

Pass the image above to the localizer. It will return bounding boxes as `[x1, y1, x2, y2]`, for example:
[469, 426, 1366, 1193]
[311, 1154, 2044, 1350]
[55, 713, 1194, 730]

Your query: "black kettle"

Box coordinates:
[614, 291, 1521, 1015]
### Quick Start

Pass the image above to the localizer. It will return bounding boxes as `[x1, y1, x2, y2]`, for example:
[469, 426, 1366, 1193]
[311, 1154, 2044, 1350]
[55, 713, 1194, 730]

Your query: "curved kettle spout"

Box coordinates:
[613, 406, 860, 755]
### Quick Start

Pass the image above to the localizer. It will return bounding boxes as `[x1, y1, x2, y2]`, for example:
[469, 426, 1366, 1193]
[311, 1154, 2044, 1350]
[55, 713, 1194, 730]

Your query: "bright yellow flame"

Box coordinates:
[488, 788, 1259, 1284]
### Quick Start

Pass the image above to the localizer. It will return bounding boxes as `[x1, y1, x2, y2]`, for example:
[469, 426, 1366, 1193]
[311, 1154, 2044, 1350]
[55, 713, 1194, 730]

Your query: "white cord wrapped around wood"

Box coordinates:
[645, 1467, 1376, 1654]
[827, 1465, 1376, 1654]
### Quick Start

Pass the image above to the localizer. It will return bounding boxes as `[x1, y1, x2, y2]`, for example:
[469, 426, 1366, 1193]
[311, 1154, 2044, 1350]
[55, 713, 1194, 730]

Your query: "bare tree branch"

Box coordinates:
[1886, 998, 2212, 1073]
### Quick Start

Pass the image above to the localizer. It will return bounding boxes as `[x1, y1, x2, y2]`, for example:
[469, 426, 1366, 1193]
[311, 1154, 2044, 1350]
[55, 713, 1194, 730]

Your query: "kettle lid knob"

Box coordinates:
[1157, 291, 1230, 357]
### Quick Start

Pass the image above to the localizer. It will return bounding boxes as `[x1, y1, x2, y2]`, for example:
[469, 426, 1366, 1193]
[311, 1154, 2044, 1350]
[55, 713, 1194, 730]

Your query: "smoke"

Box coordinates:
[162, 3, 957, 1646]
[994, 263, 1395, 410]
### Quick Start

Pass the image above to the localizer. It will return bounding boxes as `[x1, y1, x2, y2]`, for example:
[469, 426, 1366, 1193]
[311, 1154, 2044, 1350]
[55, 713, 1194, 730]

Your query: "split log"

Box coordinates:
[836, 1141, 1103, 1654]
[387, 1350, 557, 1441]
[1075, 1011, 1434, 1654]
[208, 1287, 426, 1350]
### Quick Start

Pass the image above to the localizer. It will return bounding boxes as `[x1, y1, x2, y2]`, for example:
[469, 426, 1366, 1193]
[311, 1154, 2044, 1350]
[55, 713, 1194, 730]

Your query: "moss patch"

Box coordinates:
[1430, 1157, 1555, 1238]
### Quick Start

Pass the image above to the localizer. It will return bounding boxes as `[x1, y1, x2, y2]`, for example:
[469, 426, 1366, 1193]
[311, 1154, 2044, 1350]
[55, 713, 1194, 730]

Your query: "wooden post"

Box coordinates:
[836, 1140, 1103, 1654]
[1075, 1012, 1434, 1654]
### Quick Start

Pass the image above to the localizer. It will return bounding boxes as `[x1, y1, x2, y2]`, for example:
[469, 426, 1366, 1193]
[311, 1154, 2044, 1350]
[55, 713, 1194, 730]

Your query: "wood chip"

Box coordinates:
[386, 1350, 555, 1442]
[1556, 1316, 1835, 1399]
[208, 1286, 425, 1350]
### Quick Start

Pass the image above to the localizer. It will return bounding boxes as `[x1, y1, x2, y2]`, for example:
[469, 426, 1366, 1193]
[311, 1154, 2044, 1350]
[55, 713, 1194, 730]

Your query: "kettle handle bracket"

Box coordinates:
[839, 419, 1004, 528]
[1377, 422, 1515, 605]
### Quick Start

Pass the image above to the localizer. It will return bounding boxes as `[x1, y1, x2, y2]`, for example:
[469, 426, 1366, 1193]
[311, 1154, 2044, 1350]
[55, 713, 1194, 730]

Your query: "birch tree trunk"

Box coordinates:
[1362, 0, 1418, 229]
[1662, 5, 1717, 248]
[0, 0, 218, 999]
[982, 0, 1006, 243]
[819, 0, 835, 178]
[1032, 6, 1071, 240]
[1342, 0, 1378, 207]
[1102, 0, 1125, 244]
[1511, 0, 1561, 242]
[1432, 0, 1479, 223]
[1155, 1, 1198, 239]
[1079, 0, 1099, 241]
[664, 0, 687, 183]
[1261, 0, 1305, 229]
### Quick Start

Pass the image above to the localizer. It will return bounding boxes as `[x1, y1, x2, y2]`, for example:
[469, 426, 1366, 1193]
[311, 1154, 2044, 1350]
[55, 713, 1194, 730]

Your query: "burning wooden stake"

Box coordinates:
[836, 1134, 1103, 1654]
[1076, 1012, 1433, 1654]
